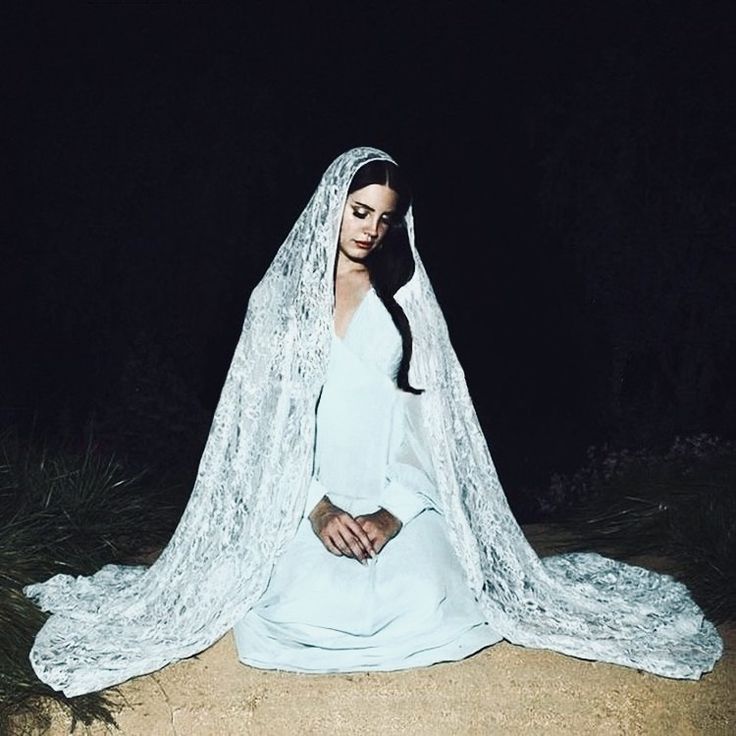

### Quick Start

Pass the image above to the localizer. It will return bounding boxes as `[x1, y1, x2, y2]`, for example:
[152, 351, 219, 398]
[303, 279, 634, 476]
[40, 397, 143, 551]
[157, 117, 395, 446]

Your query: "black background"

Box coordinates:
[3, 2, 734, 517]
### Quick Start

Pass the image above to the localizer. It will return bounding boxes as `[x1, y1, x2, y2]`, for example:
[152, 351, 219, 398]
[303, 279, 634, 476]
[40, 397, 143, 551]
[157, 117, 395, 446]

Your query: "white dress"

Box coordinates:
[233, 288, 501, 672]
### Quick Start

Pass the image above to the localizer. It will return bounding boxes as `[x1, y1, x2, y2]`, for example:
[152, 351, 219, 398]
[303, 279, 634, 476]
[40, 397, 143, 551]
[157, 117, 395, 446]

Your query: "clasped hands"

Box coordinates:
[308, 496, 402, 564]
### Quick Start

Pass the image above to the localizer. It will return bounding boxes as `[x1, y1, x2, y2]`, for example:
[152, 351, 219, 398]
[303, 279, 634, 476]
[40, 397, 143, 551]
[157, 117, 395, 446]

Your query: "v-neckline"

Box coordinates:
[333, 287, 373, 342]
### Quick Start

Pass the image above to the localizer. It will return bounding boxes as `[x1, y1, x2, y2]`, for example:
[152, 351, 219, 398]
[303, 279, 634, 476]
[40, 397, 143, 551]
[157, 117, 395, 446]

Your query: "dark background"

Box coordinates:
[2, 2, 734, 519]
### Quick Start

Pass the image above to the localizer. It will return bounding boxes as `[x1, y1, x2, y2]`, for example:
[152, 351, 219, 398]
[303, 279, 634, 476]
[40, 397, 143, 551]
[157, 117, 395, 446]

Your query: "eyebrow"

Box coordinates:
[351, 200, 396, 214]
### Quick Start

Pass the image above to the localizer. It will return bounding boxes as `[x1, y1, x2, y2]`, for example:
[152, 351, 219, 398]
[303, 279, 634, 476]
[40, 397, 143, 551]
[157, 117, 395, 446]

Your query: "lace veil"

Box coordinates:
[26, 147, 722, 696]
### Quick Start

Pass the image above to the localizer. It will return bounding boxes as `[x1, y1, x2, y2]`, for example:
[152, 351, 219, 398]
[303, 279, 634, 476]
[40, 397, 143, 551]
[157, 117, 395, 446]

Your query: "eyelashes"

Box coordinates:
[351, 208, 395, 227]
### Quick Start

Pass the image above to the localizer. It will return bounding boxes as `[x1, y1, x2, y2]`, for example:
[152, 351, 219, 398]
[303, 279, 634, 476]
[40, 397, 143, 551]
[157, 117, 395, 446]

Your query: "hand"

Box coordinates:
[308, 496, 375, 563]
[355, 508, 402, 555]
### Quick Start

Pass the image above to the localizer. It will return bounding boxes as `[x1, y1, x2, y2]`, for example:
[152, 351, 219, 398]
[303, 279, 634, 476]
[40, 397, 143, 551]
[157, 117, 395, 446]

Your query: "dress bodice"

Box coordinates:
[335, 288, 402, 379]
[314, 289, 403, 502]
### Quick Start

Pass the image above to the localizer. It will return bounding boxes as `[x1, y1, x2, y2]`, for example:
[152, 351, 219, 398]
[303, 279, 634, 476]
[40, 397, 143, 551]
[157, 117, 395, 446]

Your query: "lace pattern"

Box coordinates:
[25, 147, 722, 696]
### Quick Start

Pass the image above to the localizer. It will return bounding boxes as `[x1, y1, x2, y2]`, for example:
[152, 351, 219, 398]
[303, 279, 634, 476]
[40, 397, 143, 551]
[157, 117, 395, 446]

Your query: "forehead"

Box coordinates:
[347, 183, 398, 211]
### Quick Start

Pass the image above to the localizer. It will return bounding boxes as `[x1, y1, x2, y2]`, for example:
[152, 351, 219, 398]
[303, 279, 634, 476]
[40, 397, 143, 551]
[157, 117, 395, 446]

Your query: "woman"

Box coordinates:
[232, 160, 501, 671]
[26, 147, 722, 697]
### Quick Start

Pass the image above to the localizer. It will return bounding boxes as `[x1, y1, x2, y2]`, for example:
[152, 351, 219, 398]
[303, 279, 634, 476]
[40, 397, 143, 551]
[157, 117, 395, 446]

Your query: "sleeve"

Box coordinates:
[302, 475, 330, 519]
[377, 392, 439, 526]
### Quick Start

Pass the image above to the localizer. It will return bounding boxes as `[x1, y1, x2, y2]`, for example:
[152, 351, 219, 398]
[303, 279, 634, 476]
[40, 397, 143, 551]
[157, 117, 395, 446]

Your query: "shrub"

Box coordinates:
[0, 429, 180, 734]
[539, 434, 736, 623]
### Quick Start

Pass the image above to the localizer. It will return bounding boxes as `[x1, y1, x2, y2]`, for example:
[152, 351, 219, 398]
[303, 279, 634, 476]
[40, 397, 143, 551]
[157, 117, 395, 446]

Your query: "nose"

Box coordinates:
[363, 215, 381, 238]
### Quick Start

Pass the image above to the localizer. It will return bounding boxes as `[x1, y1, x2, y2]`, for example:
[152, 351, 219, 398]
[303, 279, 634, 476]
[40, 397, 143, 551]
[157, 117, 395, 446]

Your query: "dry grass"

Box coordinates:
[0, 429, 179, 734]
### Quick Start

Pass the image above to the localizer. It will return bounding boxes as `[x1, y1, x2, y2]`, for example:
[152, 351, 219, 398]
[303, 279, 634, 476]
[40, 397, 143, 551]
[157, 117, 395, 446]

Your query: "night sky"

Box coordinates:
[3, 2, 734, 515]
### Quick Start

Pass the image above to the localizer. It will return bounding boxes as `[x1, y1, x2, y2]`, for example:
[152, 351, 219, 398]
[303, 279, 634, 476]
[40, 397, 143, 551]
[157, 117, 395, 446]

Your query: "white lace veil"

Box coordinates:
[26, 147, 722, 697]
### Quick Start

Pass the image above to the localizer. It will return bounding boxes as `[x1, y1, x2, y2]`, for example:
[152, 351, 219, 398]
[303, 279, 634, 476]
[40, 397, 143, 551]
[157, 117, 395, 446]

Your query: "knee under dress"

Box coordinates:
[233, 288, 501, 672]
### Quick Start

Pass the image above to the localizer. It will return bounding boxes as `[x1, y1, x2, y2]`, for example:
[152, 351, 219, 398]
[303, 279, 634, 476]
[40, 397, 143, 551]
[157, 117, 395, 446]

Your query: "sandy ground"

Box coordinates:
[18, 526, 736, 735]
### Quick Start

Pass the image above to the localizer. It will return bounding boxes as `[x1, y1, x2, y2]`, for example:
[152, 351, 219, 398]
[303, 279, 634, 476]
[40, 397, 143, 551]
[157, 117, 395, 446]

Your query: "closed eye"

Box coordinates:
[352, 208, 395, 227]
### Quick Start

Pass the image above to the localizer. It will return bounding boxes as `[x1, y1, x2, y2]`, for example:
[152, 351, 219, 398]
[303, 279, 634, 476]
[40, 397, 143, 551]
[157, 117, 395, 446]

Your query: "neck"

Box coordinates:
[335, 249, 369, 279]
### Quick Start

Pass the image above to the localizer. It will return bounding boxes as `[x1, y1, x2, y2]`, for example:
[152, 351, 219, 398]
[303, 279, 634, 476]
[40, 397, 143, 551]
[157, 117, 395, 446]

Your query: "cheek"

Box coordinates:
[339, 212, 354, 238]
[337, 217, 349, 243]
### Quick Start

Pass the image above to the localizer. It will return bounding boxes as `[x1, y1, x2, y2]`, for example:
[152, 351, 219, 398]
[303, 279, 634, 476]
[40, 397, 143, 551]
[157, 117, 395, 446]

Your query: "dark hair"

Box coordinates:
[347, 160, 423, 395]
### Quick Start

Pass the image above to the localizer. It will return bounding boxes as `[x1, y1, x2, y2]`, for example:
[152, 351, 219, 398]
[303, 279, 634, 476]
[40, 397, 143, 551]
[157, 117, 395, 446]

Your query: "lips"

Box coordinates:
[354, 240, 374, 249]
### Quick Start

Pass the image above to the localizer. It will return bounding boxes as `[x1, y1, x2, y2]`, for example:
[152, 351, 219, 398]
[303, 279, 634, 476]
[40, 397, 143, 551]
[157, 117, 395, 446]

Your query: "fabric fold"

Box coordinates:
[23, 147, 722, 697]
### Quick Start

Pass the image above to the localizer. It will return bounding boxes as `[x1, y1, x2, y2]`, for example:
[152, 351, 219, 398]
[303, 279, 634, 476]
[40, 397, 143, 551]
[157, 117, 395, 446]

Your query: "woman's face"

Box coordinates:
[338, 184, 399, 262]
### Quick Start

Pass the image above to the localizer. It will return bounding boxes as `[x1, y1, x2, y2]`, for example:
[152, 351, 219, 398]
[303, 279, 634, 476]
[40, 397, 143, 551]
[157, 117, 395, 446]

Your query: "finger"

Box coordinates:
[330, 531, 355, 558]
[355, 517, 373, 541]
[336, 528, 367, 563]
[372, 534, 387, 555]
[333, 515, 368, 559]
[325, 517, 355, 545]
[323, 537, 343, 556]
[324, 529, 349, 556]
[363, 528, 378, 546]
[342, 516, 375, 558]
[320, 533, 343, 556]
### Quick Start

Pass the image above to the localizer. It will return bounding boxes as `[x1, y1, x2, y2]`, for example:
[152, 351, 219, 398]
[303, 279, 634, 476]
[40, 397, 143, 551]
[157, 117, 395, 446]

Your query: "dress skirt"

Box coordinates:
[233, 289, 500, 672]
[234, 493, 500, 672]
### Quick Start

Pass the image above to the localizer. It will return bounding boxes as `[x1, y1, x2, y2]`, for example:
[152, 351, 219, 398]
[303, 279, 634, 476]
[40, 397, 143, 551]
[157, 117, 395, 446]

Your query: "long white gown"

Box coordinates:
[233, 288, 501, 671]
[23, 149, 721, 696]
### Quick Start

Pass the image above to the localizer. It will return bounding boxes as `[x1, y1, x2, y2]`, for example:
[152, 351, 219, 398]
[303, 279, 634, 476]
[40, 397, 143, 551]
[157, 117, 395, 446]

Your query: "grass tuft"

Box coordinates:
[547, 435, 736, 623]
[0, 428, 180, 734]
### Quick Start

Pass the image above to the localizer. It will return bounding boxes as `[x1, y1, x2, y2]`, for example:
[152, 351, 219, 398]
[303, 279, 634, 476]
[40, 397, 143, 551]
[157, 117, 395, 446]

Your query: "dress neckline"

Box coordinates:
[333, 287, 374, 342]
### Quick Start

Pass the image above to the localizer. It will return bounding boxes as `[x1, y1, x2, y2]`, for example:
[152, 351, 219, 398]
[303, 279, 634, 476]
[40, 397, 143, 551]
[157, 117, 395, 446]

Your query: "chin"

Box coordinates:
[341, 246, 372, 262]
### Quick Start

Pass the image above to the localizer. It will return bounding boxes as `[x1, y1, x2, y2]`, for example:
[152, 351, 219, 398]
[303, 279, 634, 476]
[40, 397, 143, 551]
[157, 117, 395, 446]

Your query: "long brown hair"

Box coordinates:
[347, 160, 423, 395]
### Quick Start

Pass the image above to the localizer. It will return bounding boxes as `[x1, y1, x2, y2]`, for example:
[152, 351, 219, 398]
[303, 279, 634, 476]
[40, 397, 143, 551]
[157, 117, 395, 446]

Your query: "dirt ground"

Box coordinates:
[21, 526, 736, 735]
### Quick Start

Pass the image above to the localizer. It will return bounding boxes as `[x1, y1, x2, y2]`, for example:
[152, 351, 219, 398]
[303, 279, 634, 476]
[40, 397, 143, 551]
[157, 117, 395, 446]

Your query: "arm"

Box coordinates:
[376, 391, 439, 526]
[355, 392, 438, 553]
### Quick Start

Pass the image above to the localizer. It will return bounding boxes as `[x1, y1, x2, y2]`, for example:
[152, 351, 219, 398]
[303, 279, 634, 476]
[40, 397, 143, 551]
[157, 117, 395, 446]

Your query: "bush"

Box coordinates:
[539, 434, 736, 623]
[0, 429, 180, 734]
